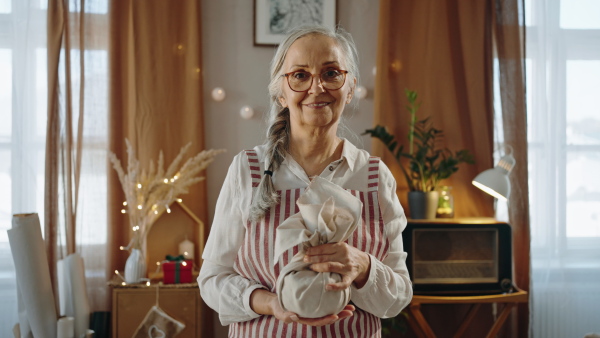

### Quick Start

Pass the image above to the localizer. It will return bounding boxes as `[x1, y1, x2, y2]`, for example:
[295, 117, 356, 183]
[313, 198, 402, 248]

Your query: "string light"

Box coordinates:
[119, 246, 124, 250]
[166, 205, 171, 214]
[182, 261, 188, 267]
[163, 178, 169, 184]
[176, 198, 183, 203]
[123, 201, 128, 206]
[137, 183, 142, 189]
[121, 209, 126, 214]
[146, 281, 151, 286]
[137, 205, 142, 210]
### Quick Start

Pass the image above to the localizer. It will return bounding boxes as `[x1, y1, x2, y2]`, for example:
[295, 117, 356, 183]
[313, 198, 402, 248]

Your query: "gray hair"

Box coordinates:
[249, 25, 360, 221]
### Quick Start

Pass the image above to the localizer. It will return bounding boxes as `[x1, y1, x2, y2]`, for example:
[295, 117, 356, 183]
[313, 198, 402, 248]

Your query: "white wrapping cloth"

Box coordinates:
[8, 213, 58, 338]
[274, 177, 363, 318]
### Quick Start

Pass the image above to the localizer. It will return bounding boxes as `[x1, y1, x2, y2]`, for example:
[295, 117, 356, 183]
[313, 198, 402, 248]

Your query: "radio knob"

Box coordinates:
[500, 278, 512, 292]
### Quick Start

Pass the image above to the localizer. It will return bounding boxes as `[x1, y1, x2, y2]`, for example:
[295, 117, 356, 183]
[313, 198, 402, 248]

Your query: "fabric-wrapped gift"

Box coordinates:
[162, 255, 193, 284]
[274, 176, 363, 318]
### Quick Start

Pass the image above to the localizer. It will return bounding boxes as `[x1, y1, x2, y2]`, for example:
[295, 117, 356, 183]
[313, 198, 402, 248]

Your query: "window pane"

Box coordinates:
[0, 49, 10, 142]
[561, 0, 600, 29]
[0, 0, 10, 13]
[36, 49, 47, 138]
[566, 152, 600, 237]
[566, 61, 600, 145]
[39, 0, 108, 14]
[0, 149, 11, 243]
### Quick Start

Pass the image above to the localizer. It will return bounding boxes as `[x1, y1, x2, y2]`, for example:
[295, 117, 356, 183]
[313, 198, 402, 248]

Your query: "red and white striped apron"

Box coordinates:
[230, 150, 389, 338]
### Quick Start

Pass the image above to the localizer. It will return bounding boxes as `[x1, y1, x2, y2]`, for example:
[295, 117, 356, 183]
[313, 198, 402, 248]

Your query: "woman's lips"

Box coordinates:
[304, 102, 331, 108]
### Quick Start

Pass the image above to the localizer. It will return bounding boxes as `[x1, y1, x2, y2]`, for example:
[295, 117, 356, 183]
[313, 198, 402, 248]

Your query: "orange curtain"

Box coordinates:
[374, 0, 495, 218]
[494, 0, 530, 336]
[108, 0, 207, 277]
[46, 0, 87, 303]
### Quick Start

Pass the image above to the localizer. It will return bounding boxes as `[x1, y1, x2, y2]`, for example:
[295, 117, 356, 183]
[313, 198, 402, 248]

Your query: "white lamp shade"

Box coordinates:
[472, 168, 510, 200]
[472, 153, 515, 200]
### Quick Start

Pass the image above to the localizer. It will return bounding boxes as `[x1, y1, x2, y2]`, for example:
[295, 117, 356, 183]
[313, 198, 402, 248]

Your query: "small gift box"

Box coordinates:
[162, 255, 193, 284]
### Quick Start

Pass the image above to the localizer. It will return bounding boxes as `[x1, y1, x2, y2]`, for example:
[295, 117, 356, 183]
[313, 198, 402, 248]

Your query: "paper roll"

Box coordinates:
[57, 317, 74, 338]
[58, 254, 91, 338]
[8, 213, 58, 338]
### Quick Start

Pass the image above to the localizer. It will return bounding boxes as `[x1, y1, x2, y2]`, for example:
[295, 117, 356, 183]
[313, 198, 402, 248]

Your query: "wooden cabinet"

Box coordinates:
[111, 283, 211, 338]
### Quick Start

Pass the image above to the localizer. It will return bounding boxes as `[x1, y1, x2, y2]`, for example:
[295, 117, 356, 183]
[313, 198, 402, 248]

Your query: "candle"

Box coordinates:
[179, 237, 194, 260]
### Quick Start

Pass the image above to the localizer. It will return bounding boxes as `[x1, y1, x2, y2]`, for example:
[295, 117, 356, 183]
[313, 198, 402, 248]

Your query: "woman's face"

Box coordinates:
[279, 34, 354, 134]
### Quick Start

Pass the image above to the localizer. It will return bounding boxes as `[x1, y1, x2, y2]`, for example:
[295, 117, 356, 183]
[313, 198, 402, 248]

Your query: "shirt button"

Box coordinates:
[329, 166, 334, 171]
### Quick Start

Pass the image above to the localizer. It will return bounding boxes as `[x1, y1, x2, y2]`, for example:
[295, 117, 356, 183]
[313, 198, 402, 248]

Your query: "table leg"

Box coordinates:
[409, 303, 437, 338]
[453, 303, 481, 338]
[486, 303, 516, 338]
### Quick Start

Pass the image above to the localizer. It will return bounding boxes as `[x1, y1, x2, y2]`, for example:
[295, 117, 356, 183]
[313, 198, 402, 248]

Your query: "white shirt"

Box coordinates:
[198, 139, 413, 326]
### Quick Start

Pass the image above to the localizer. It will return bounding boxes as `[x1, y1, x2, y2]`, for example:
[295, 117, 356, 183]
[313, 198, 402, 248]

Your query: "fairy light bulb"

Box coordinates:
[177, 198, 182, 203]
[166, 205, 171, 213]
[137, 183, 142, 189]
[123, 201, 128, 206]
[119, 246, 124, 250]
[163, 178, 169, 184]
[137, 205, 142, 210]
[121, 209, 126, 214]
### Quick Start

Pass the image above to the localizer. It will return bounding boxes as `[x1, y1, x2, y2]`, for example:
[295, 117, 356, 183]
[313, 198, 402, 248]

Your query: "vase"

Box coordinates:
[408, 191, 439, 220]
[124, 248, 146, 284]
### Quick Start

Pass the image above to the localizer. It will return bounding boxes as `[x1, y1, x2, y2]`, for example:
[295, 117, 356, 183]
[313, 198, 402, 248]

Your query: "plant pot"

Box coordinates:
[408, 191, 439, 220]
[124, 248, 146, 284]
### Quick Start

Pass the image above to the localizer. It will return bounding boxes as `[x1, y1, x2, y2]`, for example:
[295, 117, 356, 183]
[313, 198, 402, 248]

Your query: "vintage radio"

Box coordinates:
[402, 219, 513, 295]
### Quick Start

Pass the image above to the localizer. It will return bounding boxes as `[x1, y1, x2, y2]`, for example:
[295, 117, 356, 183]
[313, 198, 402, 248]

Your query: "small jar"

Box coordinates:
[436, 186, 455, 218]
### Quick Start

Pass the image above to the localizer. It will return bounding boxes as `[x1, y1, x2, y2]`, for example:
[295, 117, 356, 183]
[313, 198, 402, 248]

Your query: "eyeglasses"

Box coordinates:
[282, 69, 349, 92]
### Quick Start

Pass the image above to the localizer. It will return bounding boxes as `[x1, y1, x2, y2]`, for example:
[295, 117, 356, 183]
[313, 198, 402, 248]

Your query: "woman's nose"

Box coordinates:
[308, 74, 326, 94]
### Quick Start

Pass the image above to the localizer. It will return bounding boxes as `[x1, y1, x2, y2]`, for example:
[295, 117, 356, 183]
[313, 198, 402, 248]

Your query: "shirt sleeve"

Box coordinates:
[198, 152, 268, 326]
[349, 161, 413, 318]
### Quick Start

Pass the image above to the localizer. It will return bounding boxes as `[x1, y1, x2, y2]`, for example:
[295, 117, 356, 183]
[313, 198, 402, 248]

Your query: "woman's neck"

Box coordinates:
[289, 132, 343, 178]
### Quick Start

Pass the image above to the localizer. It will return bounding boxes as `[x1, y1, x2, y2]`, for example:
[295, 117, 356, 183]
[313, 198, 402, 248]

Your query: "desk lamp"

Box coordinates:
[472, 148, 515, 201]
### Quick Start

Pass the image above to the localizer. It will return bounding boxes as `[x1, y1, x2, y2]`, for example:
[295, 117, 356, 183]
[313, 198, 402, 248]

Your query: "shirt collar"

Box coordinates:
[280, 138, 359, 171]
[339, 138, 358, 172]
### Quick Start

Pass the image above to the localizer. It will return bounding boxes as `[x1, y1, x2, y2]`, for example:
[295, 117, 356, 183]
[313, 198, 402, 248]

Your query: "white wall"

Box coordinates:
[201, 1, 379, 335]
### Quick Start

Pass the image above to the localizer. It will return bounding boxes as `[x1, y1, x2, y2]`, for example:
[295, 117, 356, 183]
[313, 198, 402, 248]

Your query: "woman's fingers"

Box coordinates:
[295, 314, 339, 326]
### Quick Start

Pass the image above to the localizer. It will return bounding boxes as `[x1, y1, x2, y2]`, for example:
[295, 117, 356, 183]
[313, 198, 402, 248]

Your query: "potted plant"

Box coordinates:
[364, 89, 474, 219]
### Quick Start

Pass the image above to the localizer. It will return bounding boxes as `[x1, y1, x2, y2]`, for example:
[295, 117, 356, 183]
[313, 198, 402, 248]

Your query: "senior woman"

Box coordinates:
[198, 25, 412, 337]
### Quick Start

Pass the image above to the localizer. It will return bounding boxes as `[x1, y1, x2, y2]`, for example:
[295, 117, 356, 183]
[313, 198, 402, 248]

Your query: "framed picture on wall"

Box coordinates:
[254, 0, 337, 46]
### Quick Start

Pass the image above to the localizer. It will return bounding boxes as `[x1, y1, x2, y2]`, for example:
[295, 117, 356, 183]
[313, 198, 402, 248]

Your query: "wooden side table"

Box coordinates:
[111, 281, 211, 338]
[407, 288, 528, 338]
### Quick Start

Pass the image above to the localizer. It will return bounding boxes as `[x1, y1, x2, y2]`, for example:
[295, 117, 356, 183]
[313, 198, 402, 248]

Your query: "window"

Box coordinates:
[527, 0, 600, 335]
[0, 1, 109, 334]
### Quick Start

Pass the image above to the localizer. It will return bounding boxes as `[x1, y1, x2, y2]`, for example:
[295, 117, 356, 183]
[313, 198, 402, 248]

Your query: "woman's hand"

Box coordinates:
[304, 242, 371, 290]
[251, 289, 355, 326]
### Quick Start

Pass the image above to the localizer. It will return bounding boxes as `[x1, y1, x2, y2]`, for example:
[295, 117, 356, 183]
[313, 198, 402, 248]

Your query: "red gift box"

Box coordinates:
[162, 259, 193, 284]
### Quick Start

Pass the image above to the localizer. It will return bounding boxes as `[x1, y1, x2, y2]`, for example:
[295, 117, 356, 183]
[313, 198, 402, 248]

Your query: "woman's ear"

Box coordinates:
[346, 77, 357, 104]
[279, 96, 287, 108]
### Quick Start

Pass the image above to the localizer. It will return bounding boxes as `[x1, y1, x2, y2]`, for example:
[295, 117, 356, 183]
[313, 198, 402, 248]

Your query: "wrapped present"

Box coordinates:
[162, 255, 193, 284]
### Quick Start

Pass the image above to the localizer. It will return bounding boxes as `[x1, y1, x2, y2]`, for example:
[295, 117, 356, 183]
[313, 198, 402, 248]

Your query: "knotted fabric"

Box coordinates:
[274, 177, 363, 318]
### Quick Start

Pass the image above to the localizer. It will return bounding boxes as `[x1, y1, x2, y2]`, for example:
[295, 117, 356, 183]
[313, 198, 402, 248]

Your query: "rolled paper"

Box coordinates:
[58, 254, 91, 338]
[56, 317, 74, 338]
[8, 213, 58, 338]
